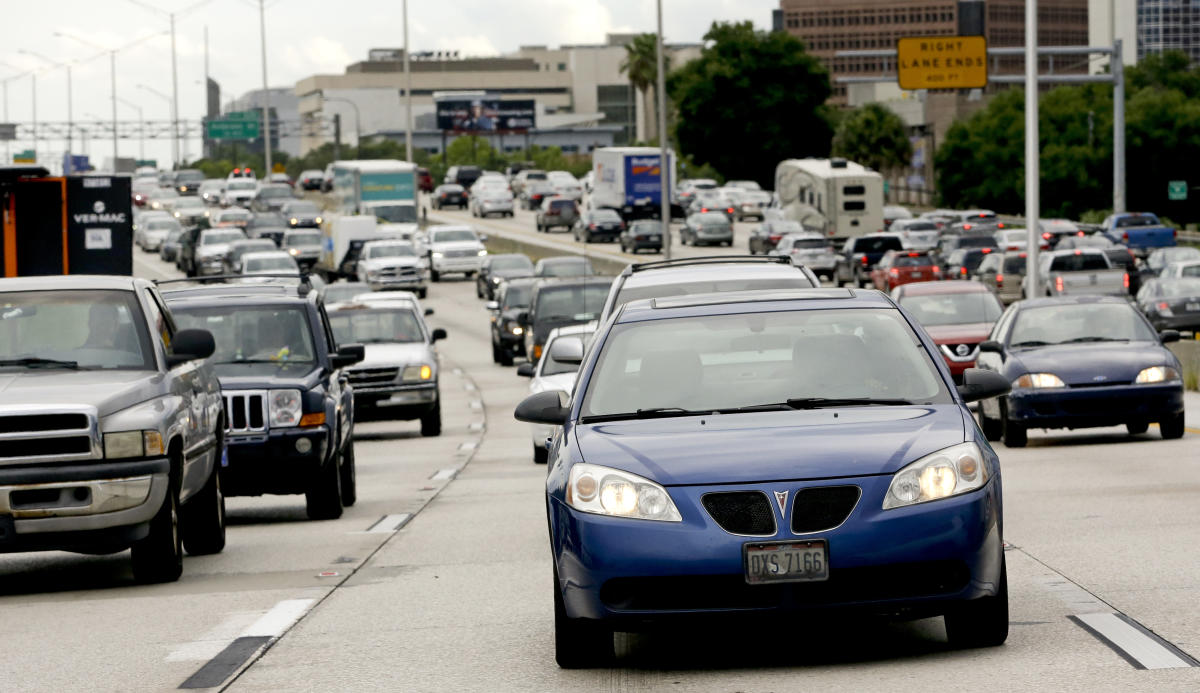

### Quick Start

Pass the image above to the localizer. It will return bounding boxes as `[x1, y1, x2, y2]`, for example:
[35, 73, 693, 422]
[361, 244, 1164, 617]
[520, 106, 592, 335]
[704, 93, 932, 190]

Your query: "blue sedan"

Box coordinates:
[974, 295, 1186, 447]
[515, 288, 1012, 668]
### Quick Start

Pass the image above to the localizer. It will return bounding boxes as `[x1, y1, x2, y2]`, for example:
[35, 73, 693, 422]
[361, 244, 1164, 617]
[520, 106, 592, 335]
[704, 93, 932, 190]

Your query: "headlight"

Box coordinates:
[104, 430, 164, 459]
[268, 389, 303, 427]
[1013, 373, 1066, 389]
[288, 248, 300, 256]
[203, 210, 210, 217]
[432, 252, 444, 259]
[315, 216, 323, 224]
[402, 364, 433, 382]
[883, 442, 987, 510]
[510, 324, 523, 335]
[1136, 366, 1180, 384]
[491, 276, 502, 284]
[477, 249, 487, 256]
[567, 463, 682, 522]
[290, 218, 299, 224]
[174, 212, 181, 217]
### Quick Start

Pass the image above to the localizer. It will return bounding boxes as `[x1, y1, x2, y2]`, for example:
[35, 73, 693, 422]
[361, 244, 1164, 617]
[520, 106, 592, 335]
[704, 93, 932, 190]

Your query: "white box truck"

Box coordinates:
[590, 147, 675, 220]
[331, 160, 419, 229]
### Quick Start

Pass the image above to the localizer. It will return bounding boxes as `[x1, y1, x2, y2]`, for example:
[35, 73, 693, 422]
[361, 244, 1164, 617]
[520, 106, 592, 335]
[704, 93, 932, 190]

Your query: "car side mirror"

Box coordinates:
[424, 307, 435, 316]
[517, 363, 535, 377]
[167, 329, 216, 367]
[978, 340, 1003, 354]
[485, 300, 500, 312]
[478, 234, 489, 243]
[331, 343, 365, 368]
[957, 368, 1011, 403]
[514, 390, 570, 425]
[430, 328, 447, 343]
[1160, 329, 1181, 343]
[548, 336, 584, 365]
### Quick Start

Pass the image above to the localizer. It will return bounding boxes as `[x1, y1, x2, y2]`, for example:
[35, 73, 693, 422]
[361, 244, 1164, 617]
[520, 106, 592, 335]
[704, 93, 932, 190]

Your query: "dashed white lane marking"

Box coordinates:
[365, 513, 412, 533]
[1071, 613, 1198, 670]
[430, 468, 459, 481]
[457, 441, 477, 451]
[166, 612, 263, 662]
[468, 421, 485, 431]
[468, 400, 483, 410]
[241, 599, 315, 638]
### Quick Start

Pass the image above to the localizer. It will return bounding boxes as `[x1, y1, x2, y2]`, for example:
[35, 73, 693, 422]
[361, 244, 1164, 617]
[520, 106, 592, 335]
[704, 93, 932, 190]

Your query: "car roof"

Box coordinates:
[895, 280, 989, 298]
[242, 250, 293, 260]
[1014, 295, 1134, 309]
[533, 276, 611, 289]
[619, 287, 879, 322]
[547, 323, 594, 341]
[326, 298, 418, 312]
[537, 256, 590, 264]
[0, 275, 144, 292]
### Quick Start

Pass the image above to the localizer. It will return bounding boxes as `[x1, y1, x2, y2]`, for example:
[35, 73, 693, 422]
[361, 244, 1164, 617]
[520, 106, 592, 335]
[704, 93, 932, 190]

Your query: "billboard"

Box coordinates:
[436, 98, 536, 132]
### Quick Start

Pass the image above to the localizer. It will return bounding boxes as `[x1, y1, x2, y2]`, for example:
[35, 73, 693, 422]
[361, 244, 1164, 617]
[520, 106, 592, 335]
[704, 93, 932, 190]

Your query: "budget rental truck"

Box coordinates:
[590, 147, 675, 220]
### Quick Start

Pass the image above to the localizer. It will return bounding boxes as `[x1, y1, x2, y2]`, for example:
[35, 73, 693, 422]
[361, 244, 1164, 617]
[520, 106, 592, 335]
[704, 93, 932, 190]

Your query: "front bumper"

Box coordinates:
[1150, 314, 1200, 332]
[432, 256, 483, 274]
[223, 425, 330, 496]
[552, 475, 1003, 625]
[354, 384, 438, 419]
[477, 201, 513, 214]
[197, 258, 227, 276]
[1007, 382, 1185, 429]
[0, 458, 169, 553]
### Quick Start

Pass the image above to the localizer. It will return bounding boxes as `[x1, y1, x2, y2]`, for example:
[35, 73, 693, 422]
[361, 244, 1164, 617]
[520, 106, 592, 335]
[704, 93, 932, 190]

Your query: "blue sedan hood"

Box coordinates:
[1008, 341, 1172, 386]
[573, 405, 966, 486]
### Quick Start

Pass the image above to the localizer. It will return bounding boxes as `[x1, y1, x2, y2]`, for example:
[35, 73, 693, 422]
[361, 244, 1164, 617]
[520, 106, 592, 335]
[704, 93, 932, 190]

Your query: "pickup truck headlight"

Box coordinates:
[477, 249, 487, 256]
[431, 252, 444, 259]
[269, 389, 303, 427]
[402, 364, 433, 382]
[1013, 373, 1066, 389]
[567, 463, 682, 522]
[883, 442, 987, 509]
[1136, 366, 1180, 384]
[104, 431, 165, 459]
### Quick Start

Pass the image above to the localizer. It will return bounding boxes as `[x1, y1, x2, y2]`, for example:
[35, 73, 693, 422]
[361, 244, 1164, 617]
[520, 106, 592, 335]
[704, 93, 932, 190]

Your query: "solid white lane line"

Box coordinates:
[166, 611, 264, 662]
[430, 468, 458, 481]
[365, 513, 412, 533]
[240, 599, 316, 638]
[1071, 612, 1196, 670]
[457, 441, 477, 451]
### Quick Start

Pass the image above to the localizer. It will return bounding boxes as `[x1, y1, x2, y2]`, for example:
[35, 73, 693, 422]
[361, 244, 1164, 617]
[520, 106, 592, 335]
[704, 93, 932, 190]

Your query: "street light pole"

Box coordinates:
[403, 0, 413, 161]
[117, 97, 145, 161]
[170, 13, 180, 167]
[322, 96, 361, 147]
[1024, 0, 1041, 298]
[655, 0, 671, 259]
[18, 50, 74, 173]
[258, 0, 272, 175]
[0, 62, 28, 165]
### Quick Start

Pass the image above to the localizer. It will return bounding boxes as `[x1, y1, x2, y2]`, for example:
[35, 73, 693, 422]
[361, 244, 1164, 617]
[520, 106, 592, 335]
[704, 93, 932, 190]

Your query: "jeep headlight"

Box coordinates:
[567, 463, 681, 522]
[268, 389, 303, 427]
[402, 364, 433, 382]
[104, 431, 165, 459]
[883, 442, 987, 510]
[1136, 366, 1180, 384]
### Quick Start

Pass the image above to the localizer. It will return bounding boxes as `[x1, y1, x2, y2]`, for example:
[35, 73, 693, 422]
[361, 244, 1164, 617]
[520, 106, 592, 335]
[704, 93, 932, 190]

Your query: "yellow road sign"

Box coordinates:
[897, 36, 988, 91]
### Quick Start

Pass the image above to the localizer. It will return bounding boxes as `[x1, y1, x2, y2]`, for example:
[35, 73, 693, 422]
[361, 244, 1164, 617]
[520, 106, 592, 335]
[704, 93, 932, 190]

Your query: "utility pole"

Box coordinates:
[259, 0, 273, 175]
[1112, 38, 1125, 215]
[18, 51, 73, 174]
[117, 97, 144, 160]
[403, 0, 413, 162]
[655, 0, 671, 259]
[170, 13, 180, 167]
[1024, 0, 1041, 297]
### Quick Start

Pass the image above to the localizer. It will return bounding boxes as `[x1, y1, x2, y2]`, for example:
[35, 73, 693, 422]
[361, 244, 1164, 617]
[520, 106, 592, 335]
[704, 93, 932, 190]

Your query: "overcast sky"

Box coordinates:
[3, 0, 777, 168]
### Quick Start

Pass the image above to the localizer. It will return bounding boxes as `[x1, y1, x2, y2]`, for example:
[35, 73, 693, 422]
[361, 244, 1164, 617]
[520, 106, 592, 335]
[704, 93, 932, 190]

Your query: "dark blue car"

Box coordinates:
[515, 288, 1012, 668]
[974, 295, 1186, 447]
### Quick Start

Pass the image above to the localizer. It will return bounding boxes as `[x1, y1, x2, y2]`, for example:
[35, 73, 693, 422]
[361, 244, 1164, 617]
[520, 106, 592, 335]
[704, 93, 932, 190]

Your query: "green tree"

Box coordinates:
[831, 103, 913, 175]
[621, 33, 670, 142]
[668, 21, 832, 188]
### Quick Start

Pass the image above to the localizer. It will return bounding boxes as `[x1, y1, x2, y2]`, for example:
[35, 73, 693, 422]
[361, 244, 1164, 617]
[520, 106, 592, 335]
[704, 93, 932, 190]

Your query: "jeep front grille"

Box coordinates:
[223, 391, 267, 434]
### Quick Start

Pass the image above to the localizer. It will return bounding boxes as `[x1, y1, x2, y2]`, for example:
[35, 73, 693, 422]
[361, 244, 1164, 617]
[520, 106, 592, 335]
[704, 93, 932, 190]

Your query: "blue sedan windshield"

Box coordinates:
[1009, 303, 1157, 345]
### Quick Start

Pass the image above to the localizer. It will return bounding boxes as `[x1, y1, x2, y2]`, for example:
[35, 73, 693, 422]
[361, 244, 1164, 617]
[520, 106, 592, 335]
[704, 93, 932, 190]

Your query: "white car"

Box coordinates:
[890, 218, 941, 252]
[425, 225, 487, 281]
[238, 250, 300, 278]
[723, 180, 761, 192]
[547, 171, 583, 201]
[517, 324, 593, 464]
[1161, 260, 1200, 280]
[221, 178, 258, 207]
[356, 239, 429, 297]
[469, 181, 515, 218]
[733, 189, 771, 221]
[137, 217, 182, 252]
[198, 179, 225, 205]
[194, 228, 248, 276]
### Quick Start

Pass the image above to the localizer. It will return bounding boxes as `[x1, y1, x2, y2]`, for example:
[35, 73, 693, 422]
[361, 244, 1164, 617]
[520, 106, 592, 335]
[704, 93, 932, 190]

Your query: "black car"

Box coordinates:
[249, 226, 288, 247]
[488, 277, 536, 366]
[174, 169, 206, 196]
[251, 184, 295, 213]
[476, 253, 535, 300]
[948, 247, 997, 280]
[1137, 277, 1200, 332]
[431, 184, 467, 210]
[298, 169, 325, 191]
[573, 209, 624, 243]
[162, 279, 365, 520]
[534, 256, 593, 278]
[834, 234, 904, 287]
[520, 277, 612, 364]
[936, 232, 999, 264]
[619, 220, 664, 254]
[282, 200, 324, 228]
[445, 165, 482, 190]
[748, 219, 804, 255]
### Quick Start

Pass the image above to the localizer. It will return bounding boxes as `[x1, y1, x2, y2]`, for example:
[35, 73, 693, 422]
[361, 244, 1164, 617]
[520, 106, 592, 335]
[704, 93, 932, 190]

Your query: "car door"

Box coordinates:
[317, 302, 351, 449]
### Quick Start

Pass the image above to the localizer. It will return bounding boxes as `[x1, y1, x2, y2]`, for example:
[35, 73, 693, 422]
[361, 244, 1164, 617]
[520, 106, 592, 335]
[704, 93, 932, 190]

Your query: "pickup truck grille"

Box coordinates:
[445, 249, 478, 258]
[347, 368, 400, 388]
[223, 391, 267, 434]
[0, 414, 89, 434]
[0, 409, 98, 462]
[378, 266, 420, 278]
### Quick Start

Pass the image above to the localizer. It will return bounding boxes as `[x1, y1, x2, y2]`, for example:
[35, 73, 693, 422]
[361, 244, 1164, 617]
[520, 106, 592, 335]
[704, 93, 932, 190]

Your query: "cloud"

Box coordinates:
[281, 36, 353, 75]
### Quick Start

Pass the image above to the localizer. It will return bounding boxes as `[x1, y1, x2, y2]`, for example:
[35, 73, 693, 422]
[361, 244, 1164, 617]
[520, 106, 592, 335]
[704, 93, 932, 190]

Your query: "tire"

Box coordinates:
[476, 282, 483, 299]
[553, 565, 613, 668]
[1159, 412, 1186, 439]
[978, 405, 1002, 442]
[492, 341, 503, 364]
[182, 462, 226, 556]
[131, 485, 183, 584]
[1001, 401, 1027, 448]
[305, 450, 344, 520]
[431, 268, 440, 282]
[420, 400, 442, 437]
[339, 440, 357, 507]
[534, 444, 548, 465]
[499, 347, 514, 367]
[944, 558, 1008, 648]
[1126, 420, 1149, 435]
[417, 288, 427, 299]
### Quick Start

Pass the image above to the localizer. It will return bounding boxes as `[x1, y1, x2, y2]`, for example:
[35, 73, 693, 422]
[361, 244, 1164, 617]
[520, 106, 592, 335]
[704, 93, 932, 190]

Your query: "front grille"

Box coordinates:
[792, 486, 861, 533]
[347, 368, 400, 388]
[0, 437, 91, 458]
[702, 492, 775, 536]
[445, 249, 478, 258]
[224, 392, 267, 433]
[0, 414, 88, 434]
[379, 267, 419, 278]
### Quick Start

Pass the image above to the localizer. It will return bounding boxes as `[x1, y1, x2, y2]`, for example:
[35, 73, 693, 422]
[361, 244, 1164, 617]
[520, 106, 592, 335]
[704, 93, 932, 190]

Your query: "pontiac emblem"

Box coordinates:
[773, 490, 789, 515]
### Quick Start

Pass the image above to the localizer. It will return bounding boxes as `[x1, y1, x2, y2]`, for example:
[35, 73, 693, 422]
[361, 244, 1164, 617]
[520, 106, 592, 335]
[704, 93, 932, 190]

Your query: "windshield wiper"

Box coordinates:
[580, 407, 709, 423]
[784, 397, 914, 409]
[1011, 340, 1050, 348]
[217, 358, 310, 364]
[1059, 336, 1129, 344]
[0, 357, 79, 369]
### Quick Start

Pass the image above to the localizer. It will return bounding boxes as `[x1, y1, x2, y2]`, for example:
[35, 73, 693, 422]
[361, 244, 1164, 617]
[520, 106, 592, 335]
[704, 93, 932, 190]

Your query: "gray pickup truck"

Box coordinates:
[1032, 249, 1129, 298]
[0, 276, 224, 583]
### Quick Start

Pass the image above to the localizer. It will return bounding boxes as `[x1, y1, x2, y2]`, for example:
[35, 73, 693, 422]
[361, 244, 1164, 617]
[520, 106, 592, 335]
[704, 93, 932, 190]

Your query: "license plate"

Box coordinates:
[1187, 303, 1199, 312]
[743, 539, 829, 585]
[912, 272, 923, 278]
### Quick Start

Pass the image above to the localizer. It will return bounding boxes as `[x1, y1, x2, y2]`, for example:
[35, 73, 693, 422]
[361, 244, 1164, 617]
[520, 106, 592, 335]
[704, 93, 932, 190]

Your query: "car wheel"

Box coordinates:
[978, 405, 1002, 442]
[339, 440, 357, 507]
[182, 458, 226, 556]
[1126, 420, 1149, 436]
[431, 269, 440, 282]
[553, 565, 613, 668]
[476, 282, 483, 299]
[420, 400, 442, 437]
[534, 444, 548, 465]
[491, 341, 503, 364]
[417, 288, 427, 299]
[944, 557, 1008, 648]
[499, 347, 514, 367]
[1159, 412, 1186, 439]
[131, 483, 183, 584]
[1001, 401, 1027, 448]
[305, 451, 344, 521]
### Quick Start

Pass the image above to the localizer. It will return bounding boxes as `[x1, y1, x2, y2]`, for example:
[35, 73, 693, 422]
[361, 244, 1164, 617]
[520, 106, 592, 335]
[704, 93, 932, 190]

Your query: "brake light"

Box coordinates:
[907, 252, 919, 257]
[619, 222, 626, 230]
[769, 234, 782, 243]
[1055, 275, 1064, 292]
[726, 207, 734, 214]
[589, 223, 596, 230]
[963, 223, 972, 230]
[1123, 272, 1130, 289]
[1158, 302, 1170, 311]
[861, 255, 869, 265]
[1019, 252, 1027, 258]
[701, 207, 709, 213]
[996, 273, 1004, 286]
[1078, 231, 1086, 236]
[932, 266, 941, 274]
[981, 248, 992, 253]
[997, 222, 1005, 228]
[1123, 232, 1129, 242]
[889, 268, 899, 277]
[1075, 250, 1082, 255]
[1042, 232, 1052, 240]
[1174, 228, 1178, 238]
[960, 267, 967, 276]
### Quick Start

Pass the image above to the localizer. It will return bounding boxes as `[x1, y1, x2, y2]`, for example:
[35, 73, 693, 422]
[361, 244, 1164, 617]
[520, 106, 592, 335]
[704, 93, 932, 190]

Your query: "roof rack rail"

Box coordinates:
[154, 272, 316, 296]
[626, 254, 793, 275]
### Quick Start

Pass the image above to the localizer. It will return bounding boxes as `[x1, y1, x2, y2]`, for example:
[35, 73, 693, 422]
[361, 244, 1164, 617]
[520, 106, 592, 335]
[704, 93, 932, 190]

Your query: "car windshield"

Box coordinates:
[176, 171, 204, 182]
[245, 256, 299, 272]
[0, 290, 154, 370]
[1010, 303, 1157, 345]
[961, 252, 991, 271]
[525, 172, 548, 181]
[372, 205, 418, 224]
[900, 292, 1002, 327]
[218, 212, 252, 223]
[768, 221, 804, 234]
[894, 254, 934, 267]
[228, 181, 257, 191]
[234, 242, 276, 255]
[1161, 279, 1200, 296]
[699, 215, 730, 226]
[1004, 255, 1028, 273]
[171, 306, 315, 364]
[1177, 265, 1200, 278]
[592, 210, 622, 223]
[284, 232, 322, 247]
[1049, 253, 1109, 271]
[175, 198, 205, 209]
[259, 186, 292, 198]
[616, 275, 813, 308]
[581, 308, 949, 417]
[491, 256, 533, 271]
[328, 307, 424, 344]
[366, 244, 416, 258]
[431, 229, 477, 243]
[1150, 247, 1200, 268]
[538, 260, 592, 277]
[323, 283, 371, 304]
[787, 239, 828, 250]
[440, 185, 464, 193]
[534, 284, 608, 322]
[250, 214, 286, 227]
[285, 202, 319, 214]
[958, 235, 998, 249]
[899, 221, 938, 231]
[1115, 215, 1161, 228]
[503, 285, 532, 309]
[542, 332, 594, 376]
[202, 230, 246, 245]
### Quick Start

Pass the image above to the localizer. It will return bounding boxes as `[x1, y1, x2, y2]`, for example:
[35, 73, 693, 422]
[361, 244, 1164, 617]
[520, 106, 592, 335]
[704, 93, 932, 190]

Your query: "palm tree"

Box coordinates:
[620, 33, 669, 142]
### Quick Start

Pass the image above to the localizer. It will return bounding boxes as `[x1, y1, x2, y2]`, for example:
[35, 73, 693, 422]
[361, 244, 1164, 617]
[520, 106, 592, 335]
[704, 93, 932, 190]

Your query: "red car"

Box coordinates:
[417, 167, 434, 193]
[870, 250, 940, 291]
[891, 280, 1004, 382]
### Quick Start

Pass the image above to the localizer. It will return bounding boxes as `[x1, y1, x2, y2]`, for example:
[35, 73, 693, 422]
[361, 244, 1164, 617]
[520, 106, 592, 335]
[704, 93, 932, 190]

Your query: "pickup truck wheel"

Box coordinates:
[131, 486, 183, 583]
[420, 400, 442, 437]
[417, 288, 427, 299]
[305, 452, 344, 521]
[182, 462, 226, 556]
[339, 440, 357, 507]
[430, 268, 440, 282]
[1159, 412, 1186, 439]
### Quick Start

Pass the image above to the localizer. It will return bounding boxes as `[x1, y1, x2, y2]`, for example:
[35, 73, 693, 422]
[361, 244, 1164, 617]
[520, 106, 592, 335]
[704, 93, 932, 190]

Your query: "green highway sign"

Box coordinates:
[225, 110, 258, 121]
[135, 159, 157, 168]
[1168, 180, 1188, 201]
[206, 117, 260, 140]
[13, 149, 35, 163]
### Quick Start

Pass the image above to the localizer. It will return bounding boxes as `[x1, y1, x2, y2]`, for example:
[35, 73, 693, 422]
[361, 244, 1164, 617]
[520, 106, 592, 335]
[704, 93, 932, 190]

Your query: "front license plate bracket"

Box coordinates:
[743, 539, 829, 585]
